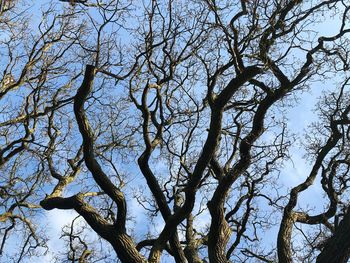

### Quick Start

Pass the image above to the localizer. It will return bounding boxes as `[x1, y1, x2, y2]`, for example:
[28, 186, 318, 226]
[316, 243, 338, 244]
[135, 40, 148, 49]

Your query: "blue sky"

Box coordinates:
[1, 1, 349, 262]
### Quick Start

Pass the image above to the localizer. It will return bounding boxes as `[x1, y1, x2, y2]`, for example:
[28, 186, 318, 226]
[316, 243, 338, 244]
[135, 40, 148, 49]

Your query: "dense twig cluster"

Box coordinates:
[1, 0, 350, 262]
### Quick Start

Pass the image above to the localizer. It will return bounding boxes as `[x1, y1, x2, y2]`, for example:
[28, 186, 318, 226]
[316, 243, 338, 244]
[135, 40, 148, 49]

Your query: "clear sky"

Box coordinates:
[1, 1, 349, 262]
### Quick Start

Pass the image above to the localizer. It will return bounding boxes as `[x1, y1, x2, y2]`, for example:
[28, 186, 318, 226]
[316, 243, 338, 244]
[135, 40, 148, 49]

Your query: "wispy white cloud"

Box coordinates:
[41, 209, 78, 263]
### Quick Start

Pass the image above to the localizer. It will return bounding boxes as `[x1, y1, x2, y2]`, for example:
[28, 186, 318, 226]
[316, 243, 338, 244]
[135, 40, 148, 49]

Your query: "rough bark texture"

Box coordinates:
[5, 1, 350, 262]
[316, 209, 350, 263]
[41, 65, 146, 263]
[277, 212, 295, 263]
[208, 202, 231, 263]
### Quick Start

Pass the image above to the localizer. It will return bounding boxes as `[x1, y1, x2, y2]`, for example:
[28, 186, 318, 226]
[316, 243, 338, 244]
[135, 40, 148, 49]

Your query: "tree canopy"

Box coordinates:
[1, 0, 350, 262]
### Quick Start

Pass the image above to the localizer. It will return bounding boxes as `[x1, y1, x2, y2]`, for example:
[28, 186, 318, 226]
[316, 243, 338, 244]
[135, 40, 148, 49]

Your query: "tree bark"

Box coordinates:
[316, 209, 350, 263]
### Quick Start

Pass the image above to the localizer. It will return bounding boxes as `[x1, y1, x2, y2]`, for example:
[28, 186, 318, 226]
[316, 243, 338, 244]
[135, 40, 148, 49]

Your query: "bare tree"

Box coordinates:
[2, 0, 350, 262]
